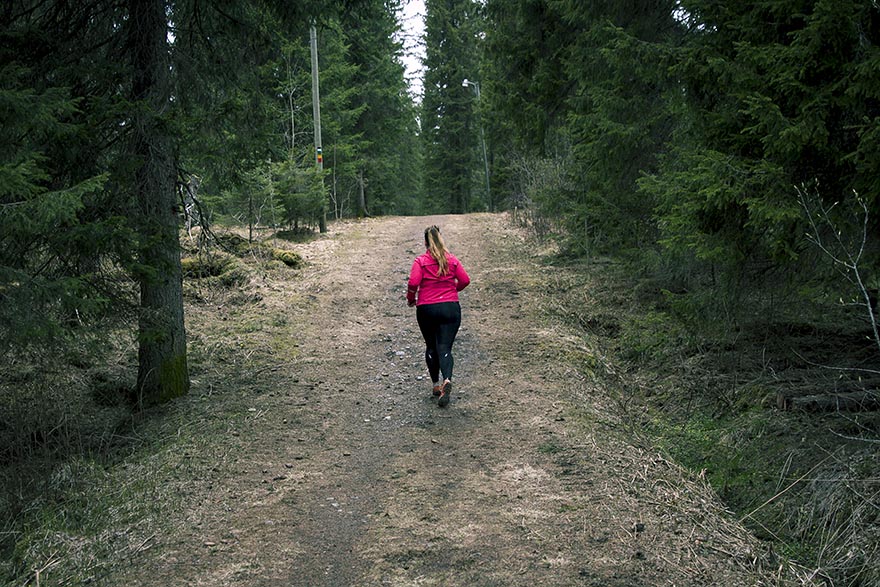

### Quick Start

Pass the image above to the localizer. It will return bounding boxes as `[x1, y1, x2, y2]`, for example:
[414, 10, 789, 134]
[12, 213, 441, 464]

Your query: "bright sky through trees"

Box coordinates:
[398, 0, 426, 100]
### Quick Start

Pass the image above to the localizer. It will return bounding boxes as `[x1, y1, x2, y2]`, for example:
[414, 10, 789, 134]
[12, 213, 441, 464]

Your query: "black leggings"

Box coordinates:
[416, 302, 462, 383]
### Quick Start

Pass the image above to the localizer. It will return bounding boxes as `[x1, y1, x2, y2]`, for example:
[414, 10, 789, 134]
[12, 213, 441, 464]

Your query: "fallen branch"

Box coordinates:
[829, 430, 880, 444]
[777, 390, 880, 412]
[791, 349, 880, 377]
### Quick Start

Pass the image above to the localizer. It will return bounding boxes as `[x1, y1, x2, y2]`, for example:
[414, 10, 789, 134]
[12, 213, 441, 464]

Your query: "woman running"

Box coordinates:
[406, 225, 470, 407]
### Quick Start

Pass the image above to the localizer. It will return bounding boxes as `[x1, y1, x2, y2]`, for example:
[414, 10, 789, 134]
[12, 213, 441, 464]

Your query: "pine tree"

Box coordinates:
[422, 0, 483, 213]
[340, 0, 421, 215]
[128, 0, 189, 403]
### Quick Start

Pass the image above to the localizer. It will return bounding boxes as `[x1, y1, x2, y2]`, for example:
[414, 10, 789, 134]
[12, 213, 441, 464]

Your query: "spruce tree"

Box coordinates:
[422, 0, 483, 213]
[484, 0, 573, 154]
[1, 1, 133, 351]
[557, 0, 681, 253]
[0, 73, 110, 345]
[128, 0, 189, 403]
[643, 0, 880, 289]
[340, 0, 419, 215]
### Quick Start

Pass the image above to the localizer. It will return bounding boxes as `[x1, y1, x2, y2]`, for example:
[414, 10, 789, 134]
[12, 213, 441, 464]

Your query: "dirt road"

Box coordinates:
[117, 214, 770, 586]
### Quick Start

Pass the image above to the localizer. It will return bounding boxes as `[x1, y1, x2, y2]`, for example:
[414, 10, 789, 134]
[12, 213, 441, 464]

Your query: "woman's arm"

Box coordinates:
[406, 259, 422, 305]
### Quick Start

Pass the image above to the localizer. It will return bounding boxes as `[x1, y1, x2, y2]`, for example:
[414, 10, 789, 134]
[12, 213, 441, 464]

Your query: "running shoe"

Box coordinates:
[432, 384, 442, 397]
[438, 379, 452, 407]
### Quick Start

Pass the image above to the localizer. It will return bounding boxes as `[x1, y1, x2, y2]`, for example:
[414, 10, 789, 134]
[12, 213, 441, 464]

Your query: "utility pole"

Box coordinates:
[462, 78, 492, 211]
[310, 22, 327, 233]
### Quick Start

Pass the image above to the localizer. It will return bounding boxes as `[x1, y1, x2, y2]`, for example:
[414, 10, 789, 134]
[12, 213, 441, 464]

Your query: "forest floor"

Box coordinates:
[13, 213, 863, 586]
[96, 212, 790, 586]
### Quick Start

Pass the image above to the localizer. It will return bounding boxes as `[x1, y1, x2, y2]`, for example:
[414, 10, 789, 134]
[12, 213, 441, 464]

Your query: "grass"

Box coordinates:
[0, 365, 269, 585]
[0, 227, 306, 586]
[8, 453, 172, 583]
[537, 442, 565, 455]
[650, 410, 779, 507]
[544, 252, 880, 587]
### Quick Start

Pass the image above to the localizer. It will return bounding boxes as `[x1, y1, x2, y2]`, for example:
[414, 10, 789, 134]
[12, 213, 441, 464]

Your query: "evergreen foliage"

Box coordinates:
[274, 157, 327, 229]
[422, 0, 484, 213]
[475, 3, 880, 580]
[339, 0, 424, 215]
[482, 0, 879, 317]
[560, 1, 681, 254]
[2, 0, 422, 395]
[1, 3, 134, 350]
[484, 0, 573, 154]
[3, 0, 880, 582]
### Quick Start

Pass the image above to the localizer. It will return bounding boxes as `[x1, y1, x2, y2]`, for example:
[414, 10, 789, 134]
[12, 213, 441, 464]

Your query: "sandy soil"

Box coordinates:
[113, 213, 774, 586]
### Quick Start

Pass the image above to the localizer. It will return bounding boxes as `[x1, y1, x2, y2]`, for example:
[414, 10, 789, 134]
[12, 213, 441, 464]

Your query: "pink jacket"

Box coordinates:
[407, 250, 470, 306]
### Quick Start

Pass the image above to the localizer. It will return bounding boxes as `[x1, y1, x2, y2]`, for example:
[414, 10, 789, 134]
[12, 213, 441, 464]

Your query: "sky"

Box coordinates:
[397, 0, 427, 101]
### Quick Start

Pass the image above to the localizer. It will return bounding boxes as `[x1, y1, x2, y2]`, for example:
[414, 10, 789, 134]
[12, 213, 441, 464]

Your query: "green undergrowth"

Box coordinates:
[180, 229, 303, 292]
[545, 253, 880, 586]
[1, 340, 288, 586]
[1, 231, 307, 586]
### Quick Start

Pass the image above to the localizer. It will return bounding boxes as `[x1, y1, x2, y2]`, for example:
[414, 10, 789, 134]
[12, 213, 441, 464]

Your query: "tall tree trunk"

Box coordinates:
[129, 0, 189, 405]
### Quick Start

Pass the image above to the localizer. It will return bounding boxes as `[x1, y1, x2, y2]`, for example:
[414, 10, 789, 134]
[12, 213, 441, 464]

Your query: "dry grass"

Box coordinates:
[4, 217, 876, 586]
[0, 225, 309, 586]
[534, 227, 880, 587]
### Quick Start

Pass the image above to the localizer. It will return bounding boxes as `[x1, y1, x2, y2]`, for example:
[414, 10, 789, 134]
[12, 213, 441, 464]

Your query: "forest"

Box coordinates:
[2, 0, 879, 585]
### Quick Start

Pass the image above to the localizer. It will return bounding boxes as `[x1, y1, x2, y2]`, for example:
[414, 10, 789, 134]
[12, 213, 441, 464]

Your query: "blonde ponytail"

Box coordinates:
[424, 225, 449, 275]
